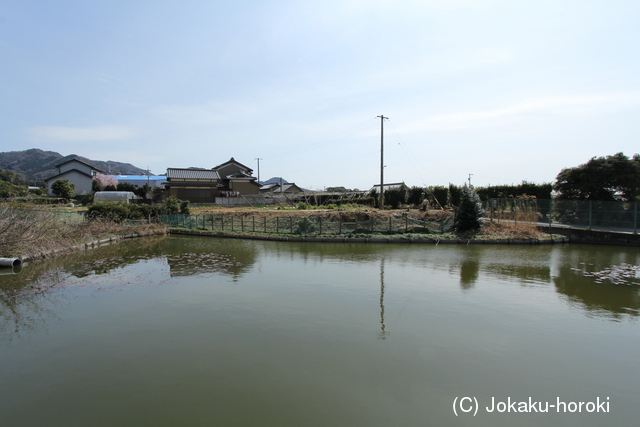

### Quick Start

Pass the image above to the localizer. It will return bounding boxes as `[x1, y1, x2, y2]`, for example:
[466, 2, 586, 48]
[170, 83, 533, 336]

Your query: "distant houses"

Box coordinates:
[44, 156, 302, 204]
[163, 157, 261, 203]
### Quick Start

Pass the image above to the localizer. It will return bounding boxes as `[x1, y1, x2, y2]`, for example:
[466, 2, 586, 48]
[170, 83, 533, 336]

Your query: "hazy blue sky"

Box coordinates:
[1, 0, 639, 190]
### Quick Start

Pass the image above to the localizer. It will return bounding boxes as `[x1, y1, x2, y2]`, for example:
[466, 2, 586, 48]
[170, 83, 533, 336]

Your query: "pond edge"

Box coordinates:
[168, 229, 569, 245]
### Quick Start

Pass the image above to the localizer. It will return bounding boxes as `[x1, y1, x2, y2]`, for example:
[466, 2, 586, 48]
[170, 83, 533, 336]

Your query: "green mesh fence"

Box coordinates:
[484, 199, 640, 233]
[0, 207, 86, 225]
[158, 213, 455, 235]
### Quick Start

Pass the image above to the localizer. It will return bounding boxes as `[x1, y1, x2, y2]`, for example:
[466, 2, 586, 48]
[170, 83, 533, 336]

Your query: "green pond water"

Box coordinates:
[1, 236, 639, 426]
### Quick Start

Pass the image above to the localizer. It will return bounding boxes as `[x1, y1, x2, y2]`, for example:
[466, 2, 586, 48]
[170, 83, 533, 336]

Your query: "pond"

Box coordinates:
[1, 236, 639, 426]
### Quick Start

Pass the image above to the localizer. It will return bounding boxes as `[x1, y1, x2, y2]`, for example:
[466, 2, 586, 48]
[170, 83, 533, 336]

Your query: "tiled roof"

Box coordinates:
[167, 168, 220, 180]
[213, 157, 253, 173]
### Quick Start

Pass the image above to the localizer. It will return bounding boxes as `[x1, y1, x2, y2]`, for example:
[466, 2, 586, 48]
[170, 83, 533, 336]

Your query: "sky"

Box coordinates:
[1, 0, 639, 191]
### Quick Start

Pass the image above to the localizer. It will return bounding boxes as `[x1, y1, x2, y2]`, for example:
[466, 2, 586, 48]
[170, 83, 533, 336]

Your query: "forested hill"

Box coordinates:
[0, 148, 147, 181]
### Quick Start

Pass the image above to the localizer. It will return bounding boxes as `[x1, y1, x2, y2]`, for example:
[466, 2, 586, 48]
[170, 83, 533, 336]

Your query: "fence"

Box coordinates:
[485, 198, 640, 233]
[158, 213, 454, 236]
[0, 206, 86, 226]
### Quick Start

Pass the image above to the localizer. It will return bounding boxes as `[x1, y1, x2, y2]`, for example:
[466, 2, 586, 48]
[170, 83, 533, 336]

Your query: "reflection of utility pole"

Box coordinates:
[255, 158, 262, 183]
[377, 115, 388, 208]
[379, 258, 389, 340]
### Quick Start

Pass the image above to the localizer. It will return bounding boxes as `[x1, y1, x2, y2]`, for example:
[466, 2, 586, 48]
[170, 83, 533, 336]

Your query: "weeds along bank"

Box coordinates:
[163, 207, 559, 243]
[0, 205, 166, 261]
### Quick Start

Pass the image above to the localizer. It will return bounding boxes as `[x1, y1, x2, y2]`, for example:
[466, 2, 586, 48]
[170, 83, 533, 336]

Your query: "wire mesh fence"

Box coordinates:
[158, 213, 454, 236]
[484, 198, 640, 233]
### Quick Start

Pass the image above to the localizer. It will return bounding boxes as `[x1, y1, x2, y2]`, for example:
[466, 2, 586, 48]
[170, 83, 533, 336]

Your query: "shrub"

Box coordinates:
[295, 218, 316, 234]
[87, 202, 132, 223]
[407, 186, 425, 207]
[384, 187, 407, 209]
[87, 202, 165, 222]
[448, 183, 462, 207]
[0, 181, 28, 198]
[163, 196, 180, 214]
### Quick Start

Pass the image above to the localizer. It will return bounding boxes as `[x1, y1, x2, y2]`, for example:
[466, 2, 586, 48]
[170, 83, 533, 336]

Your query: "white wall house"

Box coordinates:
[45, 156, 104, 195]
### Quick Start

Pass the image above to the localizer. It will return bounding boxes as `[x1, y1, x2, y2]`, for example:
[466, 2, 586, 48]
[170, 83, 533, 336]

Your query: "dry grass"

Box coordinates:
[480, 220, 547, 239]
[482, 198, 546, 239]
[0, 205, 165, 260]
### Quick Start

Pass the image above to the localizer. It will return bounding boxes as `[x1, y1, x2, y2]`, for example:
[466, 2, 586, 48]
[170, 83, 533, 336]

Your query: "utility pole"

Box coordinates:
[255, 158, 262, 183]
[377, 115, 388, 208]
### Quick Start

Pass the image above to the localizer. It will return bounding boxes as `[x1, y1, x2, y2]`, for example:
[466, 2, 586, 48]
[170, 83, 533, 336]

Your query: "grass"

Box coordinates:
[0, 204, 166, 260]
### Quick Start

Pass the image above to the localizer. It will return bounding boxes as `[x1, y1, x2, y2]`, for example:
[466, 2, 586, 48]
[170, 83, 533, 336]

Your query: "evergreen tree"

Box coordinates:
[454, 185, 484, 232]
[51, 179, 76, 201]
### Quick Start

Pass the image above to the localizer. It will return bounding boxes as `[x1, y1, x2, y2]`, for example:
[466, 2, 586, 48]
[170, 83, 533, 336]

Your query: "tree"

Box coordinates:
[454, 185, 484, 233]
[134, 183, 151, 198]
[51, 179, 76, 200]
[92, 173, 118, 191]
[0, 168, 20, 183]
[554, 153, 640, 201]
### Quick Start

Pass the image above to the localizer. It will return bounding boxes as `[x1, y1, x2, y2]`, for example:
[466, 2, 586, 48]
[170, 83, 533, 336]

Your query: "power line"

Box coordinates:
[387, 119, 446, 184]
[265, 117, 378, 161]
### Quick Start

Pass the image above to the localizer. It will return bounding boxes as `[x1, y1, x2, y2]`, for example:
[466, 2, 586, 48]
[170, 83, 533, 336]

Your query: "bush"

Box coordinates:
[87, 202, 132, 223]
[87, 202, 166, 223]
[297, 202, 310, 210]
[407, 186, 425, 207]
[383, 187, 407, 209]
[295, 218, 316, 234]
[448, 183, 462, 207]
[0, 181, 28, 198]
[163, 196, 180, 214]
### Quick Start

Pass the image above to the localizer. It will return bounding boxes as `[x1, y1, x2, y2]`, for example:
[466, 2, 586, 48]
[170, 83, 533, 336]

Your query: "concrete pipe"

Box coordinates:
[0, 257, 22, 268]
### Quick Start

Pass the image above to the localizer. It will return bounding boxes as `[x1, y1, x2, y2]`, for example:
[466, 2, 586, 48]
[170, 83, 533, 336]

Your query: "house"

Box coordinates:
[164, 158, 261, 203]
[260, 182, 304, 193]
[164, 168, 222, 203]
[45, 156, 104, 195]
[213, 158, 261, 195]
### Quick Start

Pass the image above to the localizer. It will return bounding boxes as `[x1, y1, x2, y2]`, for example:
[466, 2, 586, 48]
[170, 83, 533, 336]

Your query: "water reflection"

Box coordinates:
[459, 257, 480, 290]
[3, 238, 640, 342]
[163, 237, 256, 279]
[0, 236, 258, 339]
[554, 266, 640, 320]
[379, 258, 388, 339]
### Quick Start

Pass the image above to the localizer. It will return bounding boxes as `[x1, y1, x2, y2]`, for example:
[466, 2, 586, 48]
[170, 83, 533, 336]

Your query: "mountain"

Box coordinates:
[260, 177, 290, 185]
[0, 149, 148, 181]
